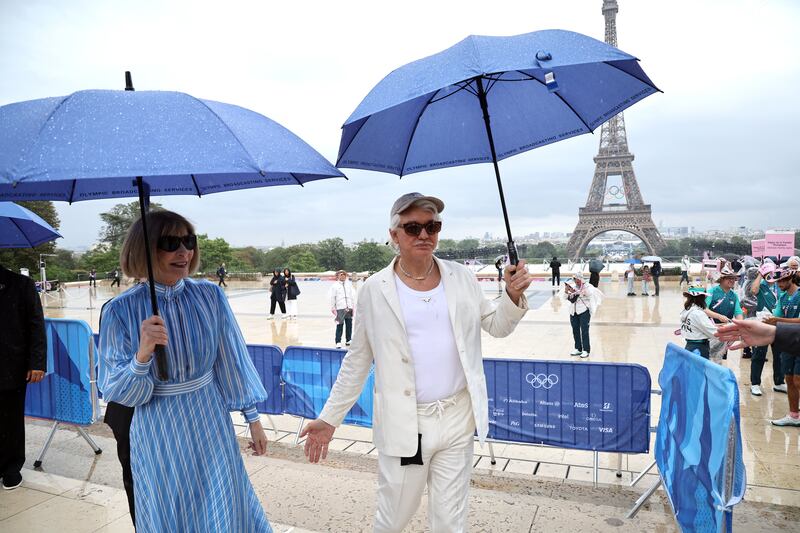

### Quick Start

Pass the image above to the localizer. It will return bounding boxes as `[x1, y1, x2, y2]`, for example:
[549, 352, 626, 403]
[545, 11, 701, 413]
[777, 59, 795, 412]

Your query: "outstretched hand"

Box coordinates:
[715, 319, 776, 350]
[300, 419, 336, 463]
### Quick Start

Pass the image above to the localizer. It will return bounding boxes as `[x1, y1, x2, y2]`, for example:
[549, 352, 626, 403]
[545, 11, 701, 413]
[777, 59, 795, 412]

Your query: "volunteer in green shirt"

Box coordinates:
[764, 268, 800, 427]
[705, 266, 743, 360]
[746, 268, 777, 396]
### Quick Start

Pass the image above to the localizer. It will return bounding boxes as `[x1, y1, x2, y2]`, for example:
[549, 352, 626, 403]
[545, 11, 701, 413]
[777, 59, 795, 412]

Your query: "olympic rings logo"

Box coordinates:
[525, 373, 559, 389]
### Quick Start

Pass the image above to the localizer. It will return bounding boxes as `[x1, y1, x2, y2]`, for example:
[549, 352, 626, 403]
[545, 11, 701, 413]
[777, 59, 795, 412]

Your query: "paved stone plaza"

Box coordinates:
[2, 273, 799, 531]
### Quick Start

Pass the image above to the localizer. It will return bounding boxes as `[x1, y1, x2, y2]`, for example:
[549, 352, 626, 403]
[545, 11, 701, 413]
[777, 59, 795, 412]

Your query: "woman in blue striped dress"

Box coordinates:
[99, 210, 272, 532]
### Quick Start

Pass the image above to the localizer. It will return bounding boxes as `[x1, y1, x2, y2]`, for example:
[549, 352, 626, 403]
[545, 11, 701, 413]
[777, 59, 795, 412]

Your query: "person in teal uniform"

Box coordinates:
[704, 265, 743, 360]
[764, 268, 800, 427]
[745, 267, 778, 395]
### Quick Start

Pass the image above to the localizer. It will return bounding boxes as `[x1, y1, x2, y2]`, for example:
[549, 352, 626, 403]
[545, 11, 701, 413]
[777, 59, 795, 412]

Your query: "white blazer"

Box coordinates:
[318, 256, 528, 457]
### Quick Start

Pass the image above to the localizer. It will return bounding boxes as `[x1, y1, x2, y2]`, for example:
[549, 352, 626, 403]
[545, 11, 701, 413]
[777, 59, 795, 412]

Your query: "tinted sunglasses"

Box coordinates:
[399, 220, 442, 237]
[157, 234, 197, 252]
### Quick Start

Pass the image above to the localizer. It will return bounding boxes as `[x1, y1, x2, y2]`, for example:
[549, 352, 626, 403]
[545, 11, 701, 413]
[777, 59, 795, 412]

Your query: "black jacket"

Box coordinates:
[775, 323, 800, 356]
[0, 265, 46, 389]
[270, 274, 286, 300]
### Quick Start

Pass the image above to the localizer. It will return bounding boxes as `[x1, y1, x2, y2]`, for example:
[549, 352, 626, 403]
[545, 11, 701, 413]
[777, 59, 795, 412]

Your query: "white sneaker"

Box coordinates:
[771, 415, 800, 427]
[336, 343, 342, 349]
[580, 351, 590, 359]
[750, 385, 763, 396]
[570, 349, 582, 356]
[774, 384, 788, 393]
[267, 316, 273, 321]
[345, 341, 351, 346]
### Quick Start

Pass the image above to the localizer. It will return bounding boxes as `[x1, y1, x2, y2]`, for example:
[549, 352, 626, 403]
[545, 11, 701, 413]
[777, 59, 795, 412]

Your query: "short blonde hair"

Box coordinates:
[120, 210, 200, 279]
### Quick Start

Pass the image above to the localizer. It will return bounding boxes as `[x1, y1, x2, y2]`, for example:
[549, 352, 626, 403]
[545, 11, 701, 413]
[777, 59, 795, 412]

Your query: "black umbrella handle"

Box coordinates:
[507, 241, 519, 267]
[136, 177, 169, 381]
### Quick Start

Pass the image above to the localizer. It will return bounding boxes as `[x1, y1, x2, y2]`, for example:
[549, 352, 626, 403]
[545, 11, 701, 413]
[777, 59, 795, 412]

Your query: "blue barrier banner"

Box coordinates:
[655, 343, 746, 533]
[25, 318, 99, 425]
[484, 359, 651, 453]
[247, 344, 284, 415]
[282, 346, 374, 427]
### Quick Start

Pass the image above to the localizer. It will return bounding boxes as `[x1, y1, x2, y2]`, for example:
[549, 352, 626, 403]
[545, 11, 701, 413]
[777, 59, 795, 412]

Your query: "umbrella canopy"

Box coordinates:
[0, 89, 345, 202]
[337, 29, 659, 263]
[0, 201, 61, 248]
[0, 78, 345, 380]
[624, 258, 642, 264]
[641, 255, 662, 262]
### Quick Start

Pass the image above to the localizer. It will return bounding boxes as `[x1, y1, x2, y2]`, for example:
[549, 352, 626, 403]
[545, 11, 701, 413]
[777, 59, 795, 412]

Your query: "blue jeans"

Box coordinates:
[570, 311, 591, 353]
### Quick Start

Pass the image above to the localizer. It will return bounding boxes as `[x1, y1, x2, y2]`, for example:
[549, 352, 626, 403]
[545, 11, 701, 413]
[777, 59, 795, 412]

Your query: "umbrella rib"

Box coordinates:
[8, 217, 30, 247]
[68, 179, 77, 204]
[428, 81, 477, 105]
[190, 174, 202, 197]
[602, 61, 663, 93]
[336, 117, 369, 166]
[188, 96, 264, 174]
[289, 173, 305, 187]
[398, 91, 439, 178]
[516, 71, 593, 133]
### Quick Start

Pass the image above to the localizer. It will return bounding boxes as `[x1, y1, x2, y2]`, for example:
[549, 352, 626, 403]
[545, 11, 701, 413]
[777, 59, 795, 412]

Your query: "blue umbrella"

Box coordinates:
[0, 73, 345, 379]
[0, 201, 62, 248]
[624, 258, 642, 264]
[337, 30, 659, 263]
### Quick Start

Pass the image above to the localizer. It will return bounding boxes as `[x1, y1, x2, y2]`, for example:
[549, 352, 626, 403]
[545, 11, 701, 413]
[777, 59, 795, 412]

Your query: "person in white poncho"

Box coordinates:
[680, 283, 718, 360]
[562, 274, 602, 358]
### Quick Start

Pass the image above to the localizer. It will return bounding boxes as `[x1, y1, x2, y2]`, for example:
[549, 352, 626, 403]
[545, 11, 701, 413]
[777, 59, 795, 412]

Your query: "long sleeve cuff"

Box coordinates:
[130, 357, 153, 375]
[242, 405, 260, 423]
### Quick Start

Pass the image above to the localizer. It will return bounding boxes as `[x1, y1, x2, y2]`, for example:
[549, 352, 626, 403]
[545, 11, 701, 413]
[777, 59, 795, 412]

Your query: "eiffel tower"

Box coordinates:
[566, 0, 665, 259]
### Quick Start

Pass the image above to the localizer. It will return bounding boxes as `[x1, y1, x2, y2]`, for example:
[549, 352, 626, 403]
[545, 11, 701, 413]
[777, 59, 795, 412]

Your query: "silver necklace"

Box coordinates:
[398, 259, 435, 281]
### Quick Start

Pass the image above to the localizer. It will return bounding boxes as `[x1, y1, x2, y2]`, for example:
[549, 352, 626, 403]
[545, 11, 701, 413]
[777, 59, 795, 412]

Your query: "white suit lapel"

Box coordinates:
[436, 257, 459, 334]
[378, 258, 407, 334]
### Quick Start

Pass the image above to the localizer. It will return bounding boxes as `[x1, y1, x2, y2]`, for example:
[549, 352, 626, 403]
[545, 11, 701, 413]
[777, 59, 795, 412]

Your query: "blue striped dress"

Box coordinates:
[98, 278, 272, 532]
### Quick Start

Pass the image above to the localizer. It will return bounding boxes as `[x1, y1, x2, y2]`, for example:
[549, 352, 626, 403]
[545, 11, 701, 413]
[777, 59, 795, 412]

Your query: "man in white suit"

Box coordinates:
[301, 192, 531, 532]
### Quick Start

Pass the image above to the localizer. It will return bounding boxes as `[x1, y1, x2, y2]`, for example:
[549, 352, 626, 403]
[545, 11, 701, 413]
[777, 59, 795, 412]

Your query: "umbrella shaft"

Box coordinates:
[475, 77, 518, 265]
[137, 177, 169, 381]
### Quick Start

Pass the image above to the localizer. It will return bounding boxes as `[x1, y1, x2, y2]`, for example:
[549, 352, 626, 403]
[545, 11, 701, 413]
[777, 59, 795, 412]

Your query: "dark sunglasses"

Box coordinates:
[399, 220, 442, 237]
[157, 234, 197, 252]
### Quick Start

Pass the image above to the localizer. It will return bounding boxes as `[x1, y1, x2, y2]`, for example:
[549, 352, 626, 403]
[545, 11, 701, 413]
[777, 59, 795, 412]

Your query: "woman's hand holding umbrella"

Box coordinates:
[136, 316, 168, 363]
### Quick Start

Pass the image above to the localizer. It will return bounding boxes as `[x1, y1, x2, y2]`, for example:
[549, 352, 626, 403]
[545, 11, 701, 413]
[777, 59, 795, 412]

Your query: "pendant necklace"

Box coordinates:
[398, 259, 435, 281]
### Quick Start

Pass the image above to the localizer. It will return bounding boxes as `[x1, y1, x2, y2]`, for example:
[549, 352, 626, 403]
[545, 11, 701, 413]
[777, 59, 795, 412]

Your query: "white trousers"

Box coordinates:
[374, 388, 476, 533]
[286, 299, 298, 316]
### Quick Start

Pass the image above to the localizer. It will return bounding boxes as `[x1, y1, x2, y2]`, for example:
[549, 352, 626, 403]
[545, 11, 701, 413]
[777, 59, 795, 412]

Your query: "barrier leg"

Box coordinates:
[488, 442, 497, 465]
[593, 451, 599, 487]
[616, 453, 623, 478]
[293, 417, 305, 446]
[76, 426, 102, 455]
[626, 477, 662, 519]
[630, 459, 656, 487]
[34, 421, 59, 468]
[265, 414, 280, 438]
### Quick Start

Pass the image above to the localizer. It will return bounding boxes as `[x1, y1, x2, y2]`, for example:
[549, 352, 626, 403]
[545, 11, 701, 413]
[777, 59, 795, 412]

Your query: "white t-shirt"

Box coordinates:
[395, 275, 467, 403]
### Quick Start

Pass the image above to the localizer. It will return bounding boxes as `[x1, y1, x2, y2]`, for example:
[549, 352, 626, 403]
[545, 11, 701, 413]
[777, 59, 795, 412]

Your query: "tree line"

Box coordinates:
[1, 201, 792, 282]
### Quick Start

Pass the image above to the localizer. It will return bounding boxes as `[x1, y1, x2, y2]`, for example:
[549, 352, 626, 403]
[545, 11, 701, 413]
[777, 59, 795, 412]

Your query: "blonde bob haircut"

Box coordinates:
[120, 210, 200, 279]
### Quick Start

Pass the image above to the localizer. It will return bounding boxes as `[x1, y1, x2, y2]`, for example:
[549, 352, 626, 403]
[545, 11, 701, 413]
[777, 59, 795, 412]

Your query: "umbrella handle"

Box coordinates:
[507, 241, 519, 266]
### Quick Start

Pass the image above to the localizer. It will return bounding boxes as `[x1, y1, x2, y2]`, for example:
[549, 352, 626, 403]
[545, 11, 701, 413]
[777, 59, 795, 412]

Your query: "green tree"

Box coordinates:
[0, 201, 61, 278]
[348, 241, 394, 271]
[79, 244, 121, 276]
[456, 238, 480, 251]
[437, 238, 458, 251]
[99, 201, 163, 248]
[314, 238, 348, 270]
[288, 250, 320, 272]
[231, 246, 265, 271]
[197, 234, 233, 273]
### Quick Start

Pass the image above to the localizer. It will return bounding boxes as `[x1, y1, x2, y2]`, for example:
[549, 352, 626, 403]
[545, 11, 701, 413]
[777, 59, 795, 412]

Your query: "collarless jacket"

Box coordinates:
[0, 266, 46, 390]
[318, 256, 528, 457]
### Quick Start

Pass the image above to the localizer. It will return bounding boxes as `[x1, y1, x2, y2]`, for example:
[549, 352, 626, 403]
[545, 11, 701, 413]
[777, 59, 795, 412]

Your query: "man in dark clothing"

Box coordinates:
[110, 268, 121, 288]
[549, 257, 562, 288]
[98, 299, 136, 525]
[0, 265, 46, 490]
[217, 263, 228, 287]
[651, 261, 662, 296]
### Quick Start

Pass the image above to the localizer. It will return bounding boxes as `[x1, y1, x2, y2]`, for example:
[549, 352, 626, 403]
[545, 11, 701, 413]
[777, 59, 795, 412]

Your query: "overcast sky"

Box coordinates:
[2, 0, 798, 249]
